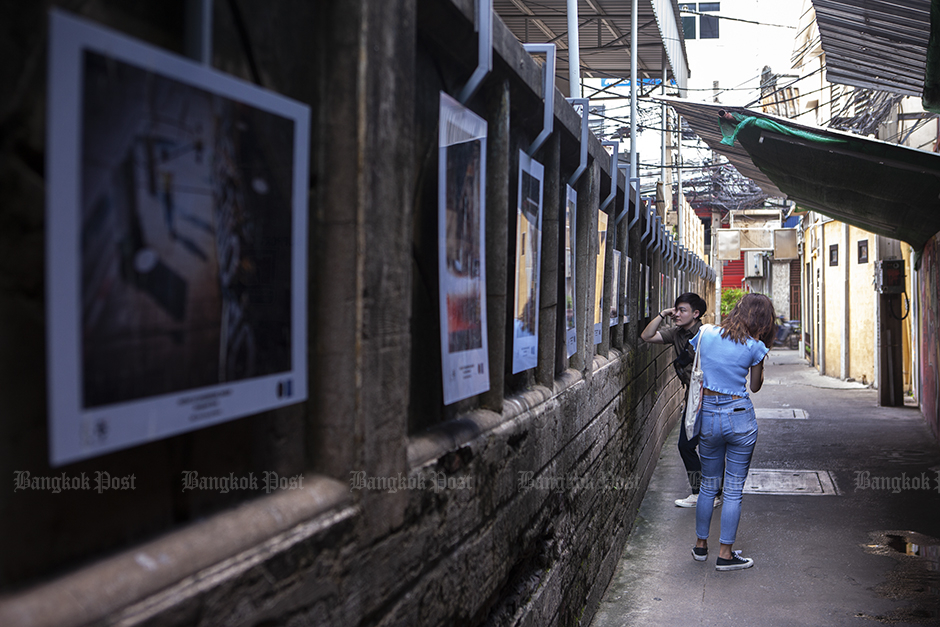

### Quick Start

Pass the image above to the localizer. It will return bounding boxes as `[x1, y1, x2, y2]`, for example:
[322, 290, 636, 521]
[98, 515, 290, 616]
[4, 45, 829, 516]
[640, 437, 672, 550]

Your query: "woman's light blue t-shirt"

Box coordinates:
[690, 325, 770, 397]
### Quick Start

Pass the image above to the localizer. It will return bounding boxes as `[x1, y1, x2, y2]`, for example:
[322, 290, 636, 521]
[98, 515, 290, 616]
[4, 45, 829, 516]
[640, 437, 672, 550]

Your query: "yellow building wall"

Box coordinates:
[848, 226, 875, 385]
[805, 216, 821, 368]
[816, 222, 914, 390]
[902, 244, 914, 393]
[823, 221, 842, 377]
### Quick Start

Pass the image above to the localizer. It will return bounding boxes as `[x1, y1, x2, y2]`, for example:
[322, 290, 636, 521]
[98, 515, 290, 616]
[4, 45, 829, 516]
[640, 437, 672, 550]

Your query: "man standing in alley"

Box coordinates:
[641, 292, 719, 508]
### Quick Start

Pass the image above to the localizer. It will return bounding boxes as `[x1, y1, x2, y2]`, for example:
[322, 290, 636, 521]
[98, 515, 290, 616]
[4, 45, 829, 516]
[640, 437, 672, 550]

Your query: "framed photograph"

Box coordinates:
[564, 185, 577, 357]
[858, 239, 869, 264]
[594, 211, 608, 344]
[512, 151, 544, 374]
[609, 250, 620, 327]
[624, 256, 632, 323]
[644, 264, 651, 318]
[438, 92, 489, 404]
[46, 11, 310, 466]
[659, 272, 665, 313]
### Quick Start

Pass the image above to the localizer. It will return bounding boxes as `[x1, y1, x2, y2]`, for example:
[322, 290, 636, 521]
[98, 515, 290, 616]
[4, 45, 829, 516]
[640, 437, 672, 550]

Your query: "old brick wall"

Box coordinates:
[0, 1, 710, 625]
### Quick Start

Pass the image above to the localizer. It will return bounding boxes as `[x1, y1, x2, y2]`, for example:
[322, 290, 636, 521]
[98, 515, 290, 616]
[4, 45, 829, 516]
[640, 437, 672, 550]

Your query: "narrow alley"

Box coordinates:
[593, 349, 940, 626]
[2, 2, 939, 626]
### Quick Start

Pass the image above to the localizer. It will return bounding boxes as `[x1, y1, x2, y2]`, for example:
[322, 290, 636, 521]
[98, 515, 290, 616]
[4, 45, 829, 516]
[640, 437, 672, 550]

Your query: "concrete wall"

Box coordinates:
[847, 226, 875, 386]
[901, 243, 915, 392]
[0, 1, 713, 626]
[822, 220, 842, 377]
[918, 232, 940, 444]
[770, 259, 789, 321]
[813, 221, 879, 384]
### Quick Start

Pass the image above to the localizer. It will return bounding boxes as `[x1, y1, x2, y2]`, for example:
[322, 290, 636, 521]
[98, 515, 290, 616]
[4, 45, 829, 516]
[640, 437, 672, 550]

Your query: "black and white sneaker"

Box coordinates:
[692, 546, 708, 562]
[715, 550, 754, 571]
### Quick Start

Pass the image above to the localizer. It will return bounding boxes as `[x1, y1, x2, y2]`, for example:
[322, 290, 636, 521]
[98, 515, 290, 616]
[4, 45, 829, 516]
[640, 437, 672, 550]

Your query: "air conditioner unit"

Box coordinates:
[745, 251, 764, 278]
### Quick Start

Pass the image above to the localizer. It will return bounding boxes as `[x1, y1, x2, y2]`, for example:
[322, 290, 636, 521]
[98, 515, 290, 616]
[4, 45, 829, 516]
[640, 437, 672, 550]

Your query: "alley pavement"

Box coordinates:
[592, 349, 940, 626]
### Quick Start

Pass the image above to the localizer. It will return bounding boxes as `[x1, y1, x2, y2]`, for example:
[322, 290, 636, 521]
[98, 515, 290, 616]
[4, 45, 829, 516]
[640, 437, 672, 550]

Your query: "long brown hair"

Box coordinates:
[720, 293, 777, 348]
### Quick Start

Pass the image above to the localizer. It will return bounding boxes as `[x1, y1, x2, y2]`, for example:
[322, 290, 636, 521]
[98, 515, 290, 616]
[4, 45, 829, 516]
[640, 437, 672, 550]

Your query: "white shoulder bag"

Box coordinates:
[683, 325, 709, 439]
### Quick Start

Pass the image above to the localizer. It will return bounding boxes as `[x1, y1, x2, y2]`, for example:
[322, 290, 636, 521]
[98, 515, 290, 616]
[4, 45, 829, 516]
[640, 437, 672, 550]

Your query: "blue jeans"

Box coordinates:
[695, 394, 758, 545]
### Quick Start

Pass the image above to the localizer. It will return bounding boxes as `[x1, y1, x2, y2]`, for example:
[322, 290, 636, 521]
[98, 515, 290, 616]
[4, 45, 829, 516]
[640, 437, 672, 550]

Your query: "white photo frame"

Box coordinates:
[624, 256, 632, 323]
[594, 211, 608, 344]
[564, 185, 577, 358]
[46, 11, 310, 466]
[511, 151, 544, 374]
[659, 272, 666, 313]
[609, 250, 620, 327]
[438, 92, 490, 404]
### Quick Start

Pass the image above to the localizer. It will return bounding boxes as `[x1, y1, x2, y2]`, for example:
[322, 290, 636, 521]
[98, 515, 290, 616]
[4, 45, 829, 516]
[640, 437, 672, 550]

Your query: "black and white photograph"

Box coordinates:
[47, 12, 309, 465]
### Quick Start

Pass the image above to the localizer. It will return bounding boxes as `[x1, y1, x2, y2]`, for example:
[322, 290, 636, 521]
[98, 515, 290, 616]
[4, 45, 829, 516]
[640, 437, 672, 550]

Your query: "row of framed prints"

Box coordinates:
[44, 10, 683, 464]
[438, 94, 674, 405]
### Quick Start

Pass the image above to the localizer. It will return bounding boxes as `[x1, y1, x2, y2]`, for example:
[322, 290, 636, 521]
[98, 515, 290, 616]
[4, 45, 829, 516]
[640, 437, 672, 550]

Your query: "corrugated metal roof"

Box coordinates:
[651, 96, 786, 197]
[811, 0, 931, 96]
[493, 0, 689, 94]
[654, 95, 940, 250]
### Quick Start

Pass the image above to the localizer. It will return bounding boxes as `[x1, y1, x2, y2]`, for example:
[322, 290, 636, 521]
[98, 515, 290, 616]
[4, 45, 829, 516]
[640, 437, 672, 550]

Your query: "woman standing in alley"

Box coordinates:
[689, 293, 777, 571]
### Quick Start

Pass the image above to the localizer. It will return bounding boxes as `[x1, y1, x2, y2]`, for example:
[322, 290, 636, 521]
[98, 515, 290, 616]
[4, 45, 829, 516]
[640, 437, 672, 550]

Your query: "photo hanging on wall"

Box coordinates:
[46, 11, 310, 466]
[564, 185, 577, 358]
[609, 250, 620, 327]
[594, 211, 608, 344]
[438, 92, 490, 404]
[659, 272, 665, 313]
[511, 151, 544, 374]
[624, 256, 632, 323]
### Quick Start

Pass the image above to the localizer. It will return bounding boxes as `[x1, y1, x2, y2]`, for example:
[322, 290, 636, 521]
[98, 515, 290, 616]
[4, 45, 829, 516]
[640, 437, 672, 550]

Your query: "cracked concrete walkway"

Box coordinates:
[590, 349, 940, 627]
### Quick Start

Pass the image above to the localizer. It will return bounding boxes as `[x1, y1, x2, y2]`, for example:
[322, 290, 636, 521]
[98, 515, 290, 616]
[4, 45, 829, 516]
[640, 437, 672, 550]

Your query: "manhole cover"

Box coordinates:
[744, 469, 838, 495]
[755, 408, 808, 419]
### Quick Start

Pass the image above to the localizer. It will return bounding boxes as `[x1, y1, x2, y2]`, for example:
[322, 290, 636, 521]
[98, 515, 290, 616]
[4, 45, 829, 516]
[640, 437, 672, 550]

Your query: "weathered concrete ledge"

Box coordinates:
[408, 361, 589, 469]
[0, 477, 353, 627]
[407, 353, 610, 470]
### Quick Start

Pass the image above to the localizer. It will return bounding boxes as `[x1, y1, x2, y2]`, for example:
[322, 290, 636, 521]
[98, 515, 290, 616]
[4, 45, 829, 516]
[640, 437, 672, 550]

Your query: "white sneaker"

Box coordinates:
[716, 550, 754, 571]
[675, 494, 698, 507]
[714, 497, 722, 508]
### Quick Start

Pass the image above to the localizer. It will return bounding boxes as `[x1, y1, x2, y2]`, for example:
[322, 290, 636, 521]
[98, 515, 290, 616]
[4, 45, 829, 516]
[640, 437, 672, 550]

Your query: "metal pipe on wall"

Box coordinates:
[661, 49, 667, 186]
[630, 0, 637, 181]
[841, 222, 849, 380]
[677, 114, 683, 247]
[567, 0, 581, 98]
[458, 0, 493, 104]
[185, 0, 213, 64]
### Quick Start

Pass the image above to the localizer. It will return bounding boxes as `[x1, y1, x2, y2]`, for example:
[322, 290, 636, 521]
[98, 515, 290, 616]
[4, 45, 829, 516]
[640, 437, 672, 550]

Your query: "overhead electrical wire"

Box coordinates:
[678, 9, 797, 30]
[744, 65, 825, 108]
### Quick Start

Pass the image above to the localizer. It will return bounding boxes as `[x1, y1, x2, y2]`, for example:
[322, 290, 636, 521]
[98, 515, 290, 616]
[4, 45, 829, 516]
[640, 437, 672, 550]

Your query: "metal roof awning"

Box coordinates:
[810, 0, 931, 97]
[494, 0, 690, 95]
[653, 97, 786, 197]
[656, 95, 940, 251]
